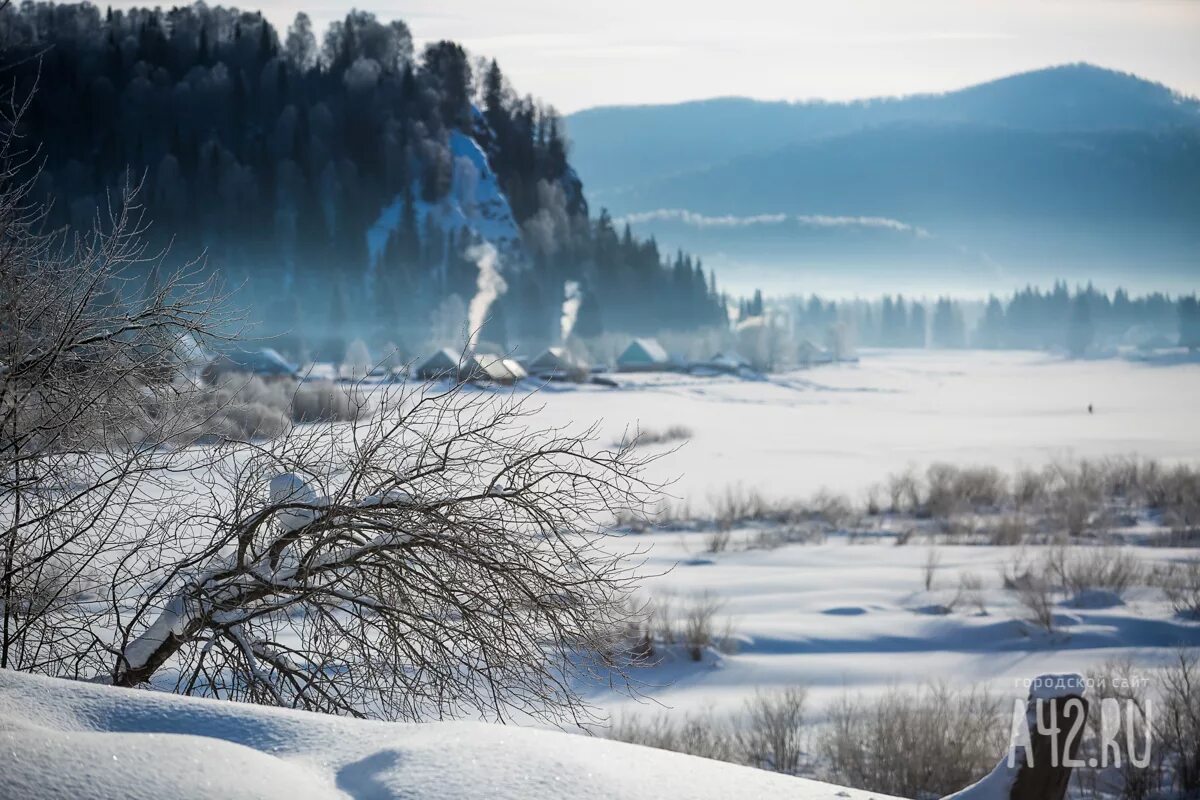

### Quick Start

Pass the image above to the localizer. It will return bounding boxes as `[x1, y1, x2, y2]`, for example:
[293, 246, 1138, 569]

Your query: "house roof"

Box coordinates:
[418, 348, 461, 372]
[529, 347, 586, 371]
[618, 338, 669, 364]
[215, 347, 298, 376]
[470, 353, 525, 383]
[501, 358, 528, 380]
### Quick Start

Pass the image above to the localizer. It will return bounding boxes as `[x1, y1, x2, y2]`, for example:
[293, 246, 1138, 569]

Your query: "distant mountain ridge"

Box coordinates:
[565, 64, 1200, 293]
[568, 64, 1200, 199]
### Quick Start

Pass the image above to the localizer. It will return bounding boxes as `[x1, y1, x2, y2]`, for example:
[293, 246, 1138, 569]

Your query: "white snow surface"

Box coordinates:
[0, 670, 899, 800]
[522, 349, 1200, 505]
[592, 534, 1199, 720]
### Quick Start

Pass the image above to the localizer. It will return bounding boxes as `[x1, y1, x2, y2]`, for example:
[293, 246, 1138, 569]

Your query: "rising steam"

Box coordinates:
[560, 280, 582, 342]
[466, 242, 506, 350]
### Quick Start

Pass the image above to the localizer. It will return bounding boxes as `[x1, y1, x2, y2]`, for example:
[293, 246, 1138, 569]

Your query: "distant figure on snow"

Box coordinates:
[1088, 403, 1094, 414]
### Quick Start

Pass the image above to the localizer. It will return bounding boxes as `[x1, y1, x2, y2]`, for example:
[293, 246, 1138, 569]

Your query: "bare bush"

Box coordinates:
[816, 684, 1005, 799]
[887, 468, 922, 514]
[704, 526, 732, 553]
[870, 458, 1200, 543]
[1016, 572, 1057, 633]
[617, 425, 693, 450]
[925, 463, 1006, 518]
[809, 490, 854, 528]
[745, 524, 826, 551]
[1013, 466, 1047, 510]
[741, 686, 808, 774]
[182, 375, 368, 444]
[1046, 460, 1105, 536]
[104, 383, 661, 724]
[1048, 545, 1144, 598]
[1158, 650, 1200, 795]
[922, 547, 941, 591]
[711, 484, 771, 529]
[952, 571, 987, 615]
[1154, 465, 1200, 537]
[0, 94, 235, 671]
[608, 708, 740, 763]
[986, 514, 1028, 546]
[1156, 560, 1200, 618]
[682, 591, 725, 661]
[640, 591, 736, 660]
[1078, 659, 1159, 800]
[291, 379, 364, 423]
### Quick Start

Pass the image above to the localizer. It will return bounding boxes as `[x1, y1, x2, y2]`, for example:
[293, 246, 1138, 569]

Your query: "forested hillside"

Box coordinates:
[3, 2, 725, 358]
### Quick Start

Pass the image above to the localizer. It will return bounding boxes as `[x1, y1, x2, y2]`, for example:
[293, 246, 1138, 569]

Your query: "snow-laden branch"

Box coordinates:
[111, 385, 661, 724]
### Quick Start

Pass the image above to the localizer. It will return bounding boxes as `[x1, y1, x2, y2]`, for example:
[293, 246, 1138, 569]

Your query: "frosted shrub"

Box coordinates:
[683, 591, 725, 661]
[1077, 659, 1158, 800]
[741, 686, 808, 774]
[925, 463, 1006, 518]
[1157, 560, 1200, 618]
[641, 591, 736, 660]
[214, 400, 290, 441]
[1016, 572, 1057, 633]
[887, 468, 922, 513]
[704, 527, 732, 553]
[988, 514, 1029, 546]
[816, 684, 1004, 799]
[608, 709, 740, 762]
[291, 380, 363, 423]
[1049, 546, 1144, 598]
[617, 425, 693, 449]
[1159, 651, 1200, 796]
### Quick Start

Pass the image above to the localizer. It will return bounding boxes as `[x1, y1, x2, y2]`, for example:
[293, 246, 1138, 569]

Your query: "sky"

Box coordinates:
[171, 0, 1200, 113]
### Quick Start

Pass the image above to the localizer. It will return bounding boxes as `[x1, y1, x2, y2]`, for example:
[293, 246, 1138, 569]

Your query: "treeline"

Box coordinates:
[781, 283, 1196, 353]
[3, 2, 725, 359]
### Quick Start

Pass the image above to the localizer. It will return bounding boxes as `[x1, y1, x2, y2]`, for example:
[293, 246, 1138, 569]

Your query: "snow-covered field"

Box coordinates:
[520, 350, 1200, 717]
[4, 349, 1198, 798]
[597, 534, 1200, 720]
[527, 349, 1200, 507]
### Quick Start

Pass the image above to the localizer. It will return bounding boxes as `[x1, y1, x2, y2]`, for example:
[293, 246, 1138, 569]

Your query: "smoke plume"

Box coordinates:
[560, 281, 582, 342]
[466, 242, 506, 350]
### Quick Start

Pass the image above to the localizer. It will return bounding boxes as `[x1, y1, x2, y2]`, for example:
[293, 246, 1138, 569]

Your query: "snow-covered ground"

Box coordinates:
[597, 533, 1200, 720]
[4, 349, 1197, 798]
[0, 670, 897, 800]
[525, 349, 1200, 507]
[475, 349, 1200, 719]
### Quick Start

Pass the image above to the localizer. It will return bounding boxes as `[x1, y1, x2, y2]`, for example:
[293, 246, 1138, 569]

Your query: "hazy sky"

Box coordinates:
[133, 0, 1200, 112]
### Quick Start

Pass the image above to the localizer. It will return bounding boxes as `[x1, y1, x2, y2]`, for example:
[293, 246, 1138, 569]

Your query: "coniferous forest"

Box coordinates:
[4, 2, 727, 359]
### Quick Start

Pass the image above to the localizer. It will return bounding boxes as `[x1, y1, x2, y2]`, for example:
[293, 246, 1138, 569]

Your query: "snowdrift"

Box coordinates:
[0, 670, 897, 800]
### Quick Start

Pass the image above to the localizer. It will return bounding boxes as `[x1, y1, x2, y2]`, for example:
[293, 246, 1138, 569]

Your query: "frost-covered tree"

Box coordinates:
[0, 99, 232, 672]
[111, 384, 658, 724]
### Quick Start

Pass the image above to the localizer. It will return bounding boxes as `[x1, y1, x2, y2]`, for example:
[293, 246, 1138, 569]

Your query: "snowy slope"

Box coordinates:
[0, 670, 900, 800]
[367, 129, 523, 287]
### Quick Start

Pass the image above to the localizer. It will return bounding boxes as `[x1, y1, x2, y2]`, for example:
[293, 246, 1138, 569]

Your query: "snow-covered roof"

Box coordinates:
[529, 347, 587, 372]
[468, 353, 525, 384]
[501, 358, 527, 380]
[212, 347, 298, 377]
[618, 338, 669, 365]
[416, 348, 461, 376]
